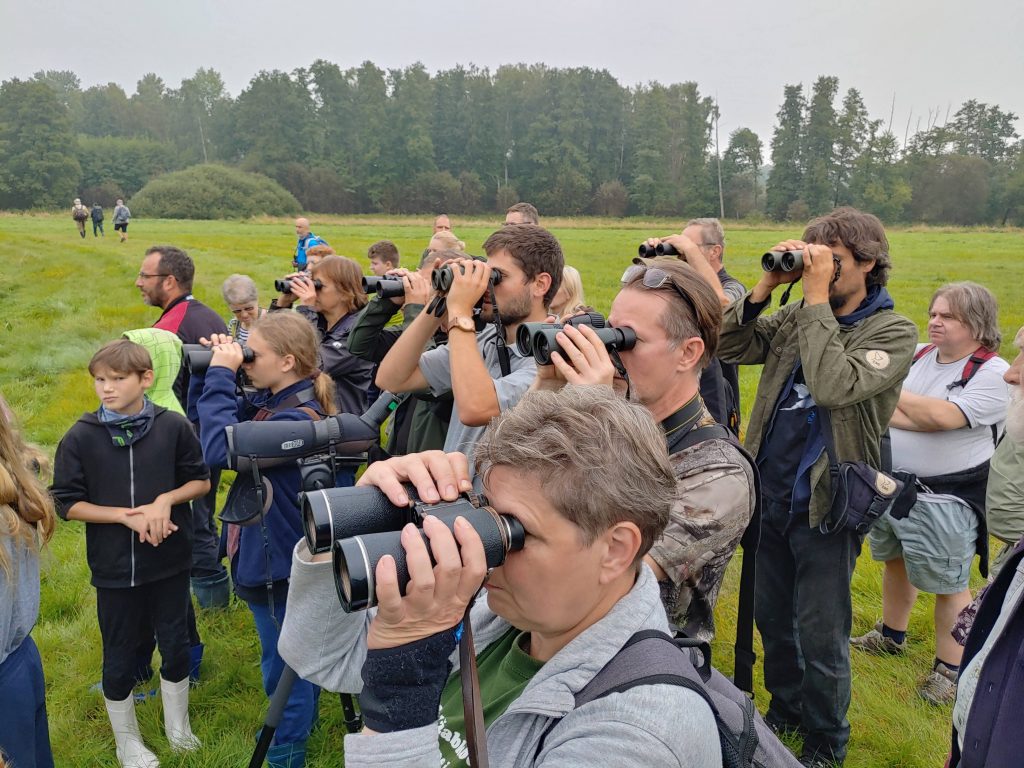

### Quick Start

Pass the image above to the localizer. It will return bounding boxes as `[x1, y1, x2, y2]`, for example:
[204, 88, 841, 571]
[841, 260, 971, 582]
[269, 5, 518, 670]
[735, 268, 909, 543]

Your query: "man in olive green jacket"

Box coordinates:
[718, 207, 917, 767]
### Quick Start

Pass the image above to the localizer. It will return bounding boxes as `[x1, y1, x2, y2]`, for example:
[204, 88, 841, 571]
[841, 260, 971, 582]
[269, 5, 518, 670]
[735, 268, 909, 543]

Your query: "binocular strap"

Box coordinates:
[458, 601, 489, 768]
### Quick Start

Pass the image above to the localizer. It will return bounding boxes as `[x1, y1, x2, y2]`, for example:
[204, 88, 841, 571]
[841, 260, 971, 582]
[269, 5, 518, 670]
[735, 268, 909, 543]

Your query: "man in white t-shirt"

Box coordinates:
[853, 282, 1009, 705]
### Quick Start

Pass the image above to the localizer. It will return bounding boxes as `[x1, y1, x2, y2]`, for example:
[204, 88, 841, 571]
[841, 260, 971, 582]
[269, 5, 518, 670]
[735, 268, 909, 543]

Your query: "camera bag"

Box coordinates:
[816, 407, 911, 536]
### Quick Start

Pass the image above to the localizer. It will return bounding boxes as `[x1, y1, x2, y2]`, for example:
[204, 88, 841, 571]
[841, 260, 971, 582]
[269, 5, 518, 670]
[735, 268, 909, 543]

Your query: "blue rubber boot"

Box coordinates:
[266, 740, 307, 768]
[191, 572, 231, 609]
[189, 642, 204, 685]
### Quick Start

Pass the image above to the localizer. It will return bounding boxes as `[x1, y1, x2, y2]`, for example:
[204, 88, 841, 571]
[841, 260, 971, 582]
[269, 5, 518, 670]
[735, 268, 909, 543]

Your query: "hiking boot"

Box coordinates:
[850, 621, 906, 655]
[918, 662, 958, 705]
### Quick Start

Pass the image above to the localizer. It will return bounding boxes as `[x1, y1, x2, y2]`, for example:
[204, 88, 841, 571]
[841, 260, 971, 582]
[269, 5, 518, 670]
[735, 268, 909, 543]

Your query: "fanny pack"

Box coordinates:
[817, 407, 914, 535]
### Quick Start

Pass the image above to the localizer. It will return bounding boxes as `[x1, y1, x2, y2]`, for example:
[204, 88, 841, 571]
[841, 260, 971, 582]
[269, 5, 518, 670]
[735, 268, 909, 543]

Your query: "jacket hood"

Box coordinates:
[122, 328, 185, 415]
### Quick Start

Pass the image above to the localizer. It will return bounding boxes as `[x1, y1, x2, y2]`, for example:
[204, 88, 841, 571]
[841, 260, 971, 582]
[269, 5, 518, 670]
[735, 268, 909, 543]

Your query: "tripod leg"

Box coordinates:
[248, 665, 298, 768]
[339, 693, 362, 733]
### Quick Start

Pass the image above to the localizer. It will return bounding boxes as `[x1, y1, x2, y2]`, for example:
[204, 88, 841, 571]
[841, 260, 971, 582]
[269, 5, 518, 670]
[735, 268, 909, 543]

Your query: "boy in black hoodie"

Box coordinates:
[51, 340, 210, 768]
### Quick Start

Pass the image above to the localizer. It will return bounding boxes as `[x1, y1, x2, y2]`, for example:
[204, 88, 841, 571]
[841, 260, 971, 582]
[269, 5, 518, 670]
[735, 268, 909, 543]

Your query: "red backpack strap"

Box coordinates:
[913, 344, 936, 364]
[957, 347, 998, 388]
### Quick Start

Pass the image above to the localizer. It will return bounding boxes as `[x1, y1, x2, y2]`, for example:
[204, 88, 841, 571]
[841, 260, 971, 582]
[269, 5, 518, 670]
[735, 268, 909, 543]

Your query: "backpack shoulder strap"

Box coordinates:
[671, 423, 760, 695]
[537, 630, 755, 768]
[913, 343, 936, 363]
[955, 347, 998, 389]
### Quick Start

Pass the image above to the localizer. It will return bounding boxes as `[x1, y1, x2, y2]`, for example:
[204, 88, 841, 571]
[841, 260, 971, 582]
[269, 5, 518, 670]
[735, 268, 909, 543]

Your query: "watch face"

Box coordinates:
[455, 316, 475, 331]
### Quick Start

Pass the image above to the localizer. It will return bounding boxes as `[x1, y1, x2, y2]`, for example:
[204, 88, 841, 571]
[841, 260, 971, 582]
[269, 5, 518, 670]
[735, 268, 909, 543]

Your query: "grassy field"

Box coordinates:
[1, 213, 1022, 767]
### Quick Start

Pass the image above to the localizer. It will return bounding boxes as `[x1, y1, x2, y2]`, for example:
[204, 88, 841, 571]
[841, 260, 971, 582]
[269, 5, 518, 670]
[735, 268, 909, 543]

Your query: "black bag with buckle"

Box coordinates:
[817, 407, 914, 535]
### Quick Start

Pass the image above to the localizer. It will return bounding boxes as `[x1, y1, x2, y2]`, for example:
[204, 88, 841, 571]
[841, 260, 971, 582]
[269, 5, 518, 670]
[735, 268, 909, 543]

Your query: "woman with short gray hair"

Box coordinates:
[221, 274, 267, 344]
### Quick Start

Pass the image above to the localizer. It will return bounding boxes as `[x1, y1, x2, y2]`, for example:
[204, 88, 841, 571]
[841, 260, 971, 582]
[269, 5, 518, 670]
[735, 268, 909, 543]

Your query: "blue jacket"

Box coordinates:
[195, 367, 321, 591]
[295, 233, 327, 269]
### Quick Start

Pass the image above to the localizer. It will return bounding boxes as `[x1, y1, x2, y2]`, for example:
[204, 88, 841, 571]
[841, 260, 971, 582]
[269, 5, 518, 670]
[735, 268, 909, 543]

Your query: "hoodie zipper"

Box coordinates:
[129, 445, 136, 587]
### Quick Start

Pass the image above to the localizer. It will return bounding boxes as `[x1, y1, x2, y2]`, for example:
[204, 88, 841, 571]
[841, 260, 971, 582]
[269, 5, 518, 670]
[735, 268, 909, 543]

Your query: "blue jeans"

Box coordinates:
[247, 598, 318, 748]
[755, 498, 861, 764]
[0, 637, 54, 768]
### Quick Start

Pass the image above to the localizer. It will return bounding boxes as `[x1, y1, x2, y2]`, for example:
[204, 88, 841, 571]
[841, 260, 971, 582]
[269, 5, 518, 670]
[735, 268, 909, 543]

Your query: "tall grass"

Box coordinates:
[2, 214, 1022, 766]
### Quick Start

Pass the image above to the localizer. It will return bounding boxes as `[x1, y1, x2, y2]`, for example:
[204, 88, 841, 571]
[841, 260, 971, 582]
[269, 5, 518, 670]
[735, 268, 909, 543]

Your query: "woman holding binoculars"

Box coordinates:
[192, 312, 337, 768]
[272, 255, 374, 417]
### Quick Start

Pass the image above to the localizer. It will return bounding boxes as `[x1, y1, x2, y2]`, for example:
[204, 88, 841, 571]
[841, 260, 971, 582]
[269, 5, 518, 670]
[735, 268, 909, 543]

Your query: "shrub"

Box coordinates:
[129, 164, 301, 219]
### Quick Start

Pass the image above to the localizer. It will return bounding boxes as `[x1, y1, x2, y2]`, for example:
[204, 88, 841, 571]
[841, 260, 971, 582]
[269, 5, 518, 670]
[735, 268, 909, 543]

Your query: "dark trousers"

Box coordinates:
[96, 570, 191, 701]
[755, 498, 861, 763]
[191, 467, 226, 579]
[92, 220, 103, 236]
[0, 637, 54, 768]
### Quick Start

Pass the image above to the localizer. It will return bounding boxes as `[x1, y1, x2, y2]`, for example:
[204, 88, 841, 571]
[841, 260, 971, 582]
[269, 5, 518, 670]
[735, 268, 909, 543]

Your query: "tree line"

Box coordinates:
[1, 63, 1021, 224]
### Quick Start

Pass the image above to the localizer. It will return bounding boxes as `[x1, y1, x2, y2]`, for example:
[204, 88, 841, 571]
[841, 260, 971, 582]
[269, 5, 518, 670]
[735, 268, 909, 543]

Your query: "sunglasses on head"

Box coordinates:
[620, 263, 701, 323]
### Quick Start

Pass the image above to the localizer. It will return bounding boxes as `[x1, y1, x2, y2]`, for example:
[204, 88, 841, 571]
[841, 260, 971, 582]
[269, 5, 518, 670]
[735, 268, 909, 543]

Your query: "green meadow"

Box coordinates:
[1, 213, 1022, 767]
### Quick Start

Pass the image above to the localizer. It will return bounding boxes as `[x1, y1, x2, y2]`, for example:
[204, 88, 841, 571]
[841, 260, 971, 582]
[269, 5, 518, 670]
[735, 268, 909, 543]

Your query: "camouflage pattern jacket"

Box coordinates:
[649, 406, 756, 642]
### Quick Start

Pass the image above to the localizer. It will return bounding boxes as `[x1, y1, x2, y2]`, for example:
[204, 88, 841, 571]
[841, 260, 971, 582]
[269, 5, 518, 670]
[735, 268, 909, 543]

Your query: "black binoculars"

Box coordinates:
[301, 487, 524, 611]
[637, 242, 679, 258]
[182, 343, 254, 374]
[431, 261, 503, 294]
[516, 311, 636, 365]
[275, 277, 323, 294]
[760, 250, 805, 272]
[362, 275, 406, 299]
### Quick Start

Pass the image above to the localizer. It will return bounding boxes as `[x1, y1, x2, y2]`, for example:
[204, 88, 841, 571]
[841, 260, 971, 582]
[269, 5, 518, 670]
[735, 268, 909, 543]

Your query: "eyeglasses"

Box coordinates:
[138, 271, 170, 280]
[620, 263, 701, 325]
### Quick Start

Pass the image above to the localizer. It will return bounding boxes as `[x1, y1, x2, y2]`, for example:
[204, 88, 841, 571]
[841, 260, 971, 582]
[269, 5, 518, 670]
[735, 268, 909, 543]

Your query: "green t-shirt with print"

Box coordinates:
[437, 626, 544, 768]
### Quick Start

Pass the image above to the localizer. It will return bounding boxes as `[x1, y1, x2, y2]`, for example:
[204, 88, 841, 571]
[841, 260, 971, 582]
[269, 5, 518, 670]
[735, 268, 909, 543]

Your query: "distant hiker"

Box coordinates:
[113, 199, 131, 243]
[71, 198, 89, 238]
[91, 203, 105, 237]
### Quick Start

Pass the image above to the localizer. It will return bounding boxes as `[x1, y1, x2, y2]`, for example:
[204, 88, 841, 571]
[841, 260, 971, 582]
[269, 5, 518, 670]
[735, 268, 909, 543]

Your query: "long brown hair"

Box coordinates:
[0, 406, 56, 580]
[310, 256, 368, 315]
[250, 313, 337, 415]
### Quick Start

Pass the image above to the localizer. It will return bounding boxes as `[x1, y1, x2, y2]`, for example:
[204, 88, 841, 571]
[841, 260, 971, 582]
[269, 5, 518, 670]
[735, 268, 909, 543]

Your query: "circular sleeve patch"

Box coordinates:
[865, 350, 890, 370]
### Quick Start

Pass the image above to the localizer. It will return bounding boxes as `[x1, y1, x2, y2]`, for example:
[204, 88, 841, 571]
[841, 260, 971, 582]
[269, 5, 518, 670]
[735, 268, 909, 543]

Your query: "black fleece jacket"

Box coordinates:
[51, 407, 210, 588]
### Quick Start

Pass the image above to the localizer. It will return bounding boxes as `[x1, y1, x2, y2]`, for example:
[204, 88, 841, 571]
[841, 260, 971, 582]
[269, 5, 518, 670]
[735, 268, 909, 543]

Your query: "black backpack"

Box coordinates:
[539, 631, 802, 768]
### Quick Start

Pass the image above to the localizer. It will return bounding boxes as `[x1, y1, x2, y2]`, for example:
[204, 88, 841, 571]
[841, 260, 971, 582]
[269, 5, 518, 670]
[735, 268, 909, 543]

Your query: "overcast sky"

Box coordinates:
[3, 0, 1022, 150]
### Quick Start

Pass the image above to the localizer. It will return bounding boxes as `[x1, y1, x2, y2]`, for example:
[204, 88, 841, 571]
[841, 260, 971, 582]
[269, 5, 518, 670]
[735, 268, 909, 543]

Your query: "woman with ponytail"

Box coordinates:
[0, 399, 56, 768]
[192, 312, 335, 768]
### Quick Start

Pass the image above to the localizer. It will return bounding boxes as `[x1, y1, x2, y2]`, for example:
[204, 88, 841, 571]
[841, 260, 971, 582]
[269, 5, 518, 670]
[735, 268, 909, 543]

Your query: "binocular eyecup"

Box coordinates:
[760, 250, 804, 272]
[637, 242, 679, 258]
[275, 278, 323, 294]
[182, 343, 254, 374]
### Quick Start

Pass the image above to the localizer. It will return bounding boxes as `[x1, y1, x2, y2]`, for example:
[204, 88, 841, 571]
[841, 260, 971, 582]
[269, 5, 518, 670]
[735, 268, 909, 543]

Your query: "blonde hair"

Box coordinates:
[429, 231, 466, 252]
[249, 313, 338, 415]
[550, 265, 585, 317]
[0, 407, 56, 581]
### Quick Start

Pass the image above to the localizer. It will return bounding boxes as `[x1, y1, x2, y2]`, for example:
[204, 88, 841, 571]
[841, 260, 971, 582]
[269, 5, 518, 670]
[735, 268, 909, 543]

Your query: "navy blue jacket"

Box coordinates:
[195, 367, 321, 593]
[951, 536, 1024, 767]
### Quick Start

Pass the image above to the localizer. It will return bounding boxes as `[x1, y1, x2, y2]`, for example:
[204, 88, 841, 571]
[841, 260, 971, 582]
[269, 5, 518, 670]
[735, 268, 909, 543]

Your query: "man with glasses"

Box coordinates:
[717, 207, 917, 767]
[644, 218, 746, 434]
[136, 245, 229, 618]
[530, 257, 756, 644]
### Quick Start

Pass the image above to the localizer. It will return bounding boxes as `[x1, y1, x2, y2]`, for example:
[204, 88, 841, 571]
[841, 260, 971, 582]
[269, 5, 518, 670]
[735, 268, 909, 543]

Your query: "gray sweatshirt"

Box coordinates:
[0, 531, 41, 666]
[278, 542, 722, 767]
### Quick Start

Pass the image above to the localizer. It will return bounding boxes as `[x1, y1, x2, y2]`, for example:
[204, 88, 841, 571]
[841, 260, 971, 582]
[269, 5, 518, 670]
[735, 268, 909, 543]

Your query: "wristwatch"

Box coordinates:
[448, 315, 475, 333]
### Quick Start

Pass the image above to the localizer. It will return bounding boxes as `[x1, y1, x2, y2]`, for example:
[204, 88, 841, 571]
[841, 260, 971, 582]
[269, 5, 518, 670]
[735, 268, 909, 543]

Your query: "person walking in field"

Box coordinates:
[71, 198, 89, 238]
[113, 199, 131, 242]
[91, 203, 105, 237]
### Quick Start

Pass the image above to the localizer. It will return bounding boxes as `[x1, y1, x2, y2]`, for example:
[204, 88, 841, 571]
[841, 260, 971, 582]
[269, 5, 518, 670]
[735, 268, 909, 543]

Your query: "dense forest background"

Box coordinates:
[1, 62, 1022, 223]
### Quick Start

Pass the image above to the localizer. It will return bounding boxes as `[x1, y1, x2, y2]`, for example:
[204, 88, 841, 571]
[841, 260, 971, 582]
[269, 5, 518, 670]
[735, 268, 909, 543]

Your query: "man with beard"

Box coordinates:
[136, 246, 229, 616]
[717, 207, 918, 767]
[984, 325, 1024, 578]
[949, 326, 1024, 768]
[376, 225, 562, 470]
